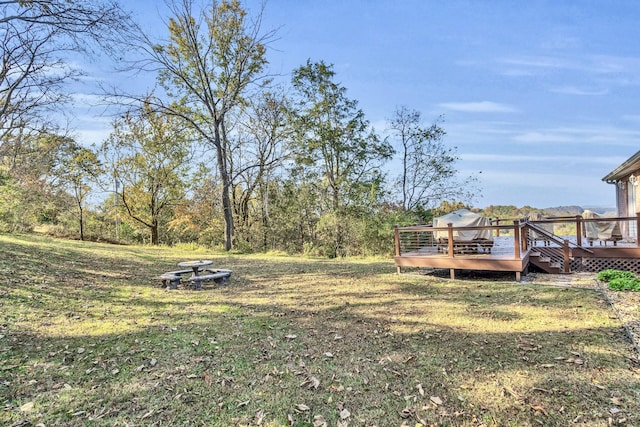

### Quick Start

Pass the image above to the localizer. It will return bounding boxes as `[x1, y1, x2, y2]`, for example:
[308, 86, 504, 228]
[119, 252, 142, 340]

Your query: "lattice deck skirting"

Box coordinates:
[572, 257, 640, 274]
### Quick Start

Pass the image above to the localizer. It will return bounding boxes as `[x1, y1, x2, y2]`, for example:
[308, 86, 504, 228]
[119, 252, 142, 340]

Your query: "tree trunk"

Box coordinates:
[78, 205, 84, 241]
[151, 221, 159, 245]
[214, 125, 234, 251]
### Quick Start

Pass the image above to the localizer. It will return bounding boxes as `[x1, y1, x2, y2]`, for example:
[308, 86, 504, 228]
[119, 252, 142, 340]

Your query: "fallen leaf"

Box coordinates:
[339, 408, 351, 419]
[285, 334, 297, 340]
[301, 376, 320, 390]
[237, 400, 250, 407]
[295, 403, 310, 412]
[140, 409, 154, 419]
[323, 352, 334, 358]
[255, 409, 265, 425]
[430, 396, 443, 405]
[77, 347, 85, 354]
[313, 414, 328, 427]
[399, 407, 414, 418]
[611, 397, 624, 405]
[19, 401, 35, 412]
[531, 405, 548, 416]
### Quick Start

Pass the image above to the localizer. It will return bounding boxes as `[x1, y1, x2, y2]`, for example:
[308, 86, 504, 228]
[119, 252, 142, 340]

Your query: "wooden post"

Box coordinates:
[514, 220, 522, 281]
[575, 215, 582, 247]
[450, 268, 456, 280]
[394, 226, 401, 274]
[563, 239, 570, 273]
[521, 224, 528, 251]
[513, 220, 521, 259]
[447, 223, 454, 258]
[636, 213, 640, 248]
[493, 218, 500, 237]
[413, 223, 419, 251]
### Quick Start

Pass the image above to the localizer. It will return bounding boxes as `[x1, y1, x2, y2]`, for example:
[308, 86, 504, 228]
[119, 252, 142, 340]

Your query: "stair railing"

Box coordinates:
[525, 222, 594, 254]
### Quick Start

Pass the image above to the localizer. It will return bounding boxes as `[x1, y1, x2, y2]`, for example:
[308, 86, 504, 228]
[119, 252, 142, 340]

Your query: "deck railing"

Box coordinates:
[394, 214, 640, 259]
[394, 220, 529, 259]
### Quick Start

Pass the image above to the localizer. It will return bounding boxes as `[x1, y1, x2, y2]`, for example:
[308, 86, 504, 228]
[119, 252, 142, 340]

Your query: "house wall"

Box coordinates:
[626, 172, 639, 238]
[617, 183, 629, 237]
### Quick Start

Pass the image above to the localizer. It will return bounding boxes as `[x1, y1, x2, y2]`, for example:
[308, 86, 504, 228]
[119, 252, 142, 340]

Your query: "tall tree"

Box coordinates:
[126, 0, 274, 250]
[388, 106, 479, 211]
[291, 60, 393, 211]
[101, 103, 191, 245]
[290, 60, 393, 256]
[230, 90, 291, 248]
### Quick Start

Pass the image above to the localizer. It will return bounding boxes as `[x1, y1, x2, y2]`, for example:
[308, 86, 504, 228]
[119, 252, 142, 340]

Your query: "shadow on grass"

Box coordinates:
[2, 234, 639, 426]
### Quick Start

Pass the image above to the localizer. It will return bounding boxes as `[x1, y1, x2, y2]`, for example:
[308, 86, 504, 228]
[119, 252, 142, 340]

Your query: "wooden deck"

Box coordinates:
[394, 215, 640, 281]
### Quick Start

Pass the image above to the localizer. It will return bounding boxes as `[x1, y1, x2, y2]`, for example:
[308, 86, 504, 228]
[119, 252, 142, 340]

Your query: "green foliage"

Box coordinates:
[596, 269, 640, 292]
[597, 269, 636, 282]
[101, 104, 191, 245]
[607, 277, 640, 291]
[290, 59, 393, 214]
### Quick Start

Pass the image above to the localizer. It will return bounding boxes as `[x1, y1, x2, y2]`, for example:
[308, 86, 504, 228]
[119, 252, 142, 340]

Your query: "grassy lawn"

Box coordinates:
[1, 234, 639, 426]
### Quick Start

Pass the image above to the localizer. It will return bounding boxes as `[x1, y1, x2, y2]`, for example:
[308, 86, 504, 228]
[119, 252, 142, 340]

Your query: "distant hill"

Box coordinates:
[478, 205, 616, 218]
[542, 206, 583, 216]
[544, 206, 616, 216]
[581, 206, 617, 215]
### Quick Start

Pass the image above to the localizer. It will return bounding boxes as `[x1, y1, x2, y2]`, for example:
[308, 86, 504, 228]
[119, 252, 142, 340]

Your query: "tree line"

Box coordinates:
[0, 0, 479, 256]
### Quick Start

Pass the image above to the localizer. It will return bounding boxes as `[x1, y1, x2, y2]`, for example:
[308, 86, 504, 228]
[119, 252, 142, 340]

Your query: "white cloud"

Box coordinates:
[497, 54, 640, 80]
[512, 131, 577, 144]
[511, 126, 640, 145]
[550, 86, 608, 96]
[498, 55, 577, 71]
[438, 101, 518, 113]
[462, 153, 623, 166]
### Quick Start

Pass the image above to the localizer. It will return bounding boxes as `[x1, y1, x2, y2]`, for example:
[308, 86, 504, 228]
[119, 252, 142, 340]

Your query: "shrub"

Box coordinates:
[597, 269, 636, 282]
[608, 277, 640, 291]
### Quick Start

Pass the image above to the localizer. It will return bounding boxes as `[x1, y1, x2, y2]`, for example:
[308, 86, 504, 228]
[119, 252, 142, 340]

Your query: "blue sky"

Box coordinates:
[73, 0, 640, 209]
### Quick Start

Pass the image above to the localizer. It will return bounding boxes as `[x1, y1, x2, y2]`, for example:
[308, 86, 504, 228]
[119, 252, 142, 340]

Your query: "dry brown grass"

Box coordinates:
[1, 233, 639, 426]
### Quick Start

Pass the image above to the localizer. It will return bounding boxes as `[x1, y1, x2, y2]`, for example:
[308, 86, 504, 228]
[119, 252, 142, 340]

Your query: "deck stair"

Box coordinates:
[529, 248, 566, 274]
[525, 222, 594, 274]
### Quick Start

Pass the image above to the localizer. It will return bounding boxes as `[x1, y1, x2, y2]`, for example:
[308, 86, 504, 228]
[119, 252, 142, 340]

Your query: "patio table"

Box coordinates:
[177, 260, 213, 290]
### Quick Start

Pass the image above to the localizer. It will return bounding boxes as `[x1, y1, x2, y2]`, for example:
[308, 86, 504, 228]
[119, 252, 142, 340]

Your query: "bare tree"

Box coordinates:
[230, 89, 291, 247]
[389, 106, 479, 210]
[0, 1, 132, 146]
